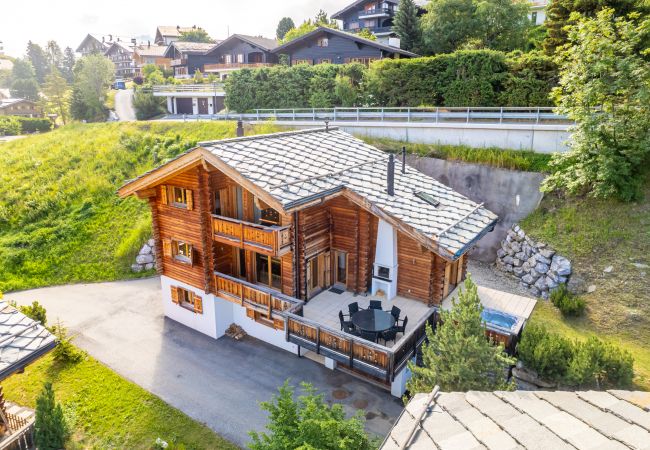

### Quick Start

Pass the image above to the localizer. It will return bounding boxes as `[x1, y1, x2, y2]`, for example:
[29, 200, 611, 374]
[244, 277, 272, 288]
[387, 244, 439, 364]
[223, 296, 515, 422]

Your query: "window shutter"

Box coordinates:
[163, 239, 172, 258]
[160, 185, 168, 205]
[185, 189, 193, 211]
[171, 286, 180, 304]
[193, 294, 203, 314]
[189, 245, 195, 266]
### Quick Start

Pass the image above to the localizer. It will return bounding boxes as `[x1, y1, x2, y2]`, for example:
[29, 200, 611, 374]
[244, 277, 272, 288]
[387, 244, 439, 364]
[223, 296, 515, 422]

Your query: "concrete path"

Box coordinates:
[6, 278, 403, 447]
[114, 89, 136, 121]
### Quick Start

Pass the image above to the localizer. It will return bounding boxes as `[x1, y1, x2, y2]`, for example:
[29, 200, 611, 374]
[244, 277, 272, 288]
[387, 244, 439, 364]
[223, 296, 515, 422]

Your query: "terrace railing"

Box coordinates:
[152, 83, 225, 94]
[204, 62, 274, 71]
[212, 215, 292, 257]
[358, 7, 392, 17]
[168, 106, 570, 125]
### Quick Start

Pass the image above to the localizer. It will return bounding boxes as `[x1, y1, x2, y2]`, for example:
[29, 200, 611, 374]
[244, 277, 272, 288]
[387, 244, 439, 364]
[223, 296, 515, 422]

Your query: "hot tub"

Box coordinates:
[481, 308, 524, 351]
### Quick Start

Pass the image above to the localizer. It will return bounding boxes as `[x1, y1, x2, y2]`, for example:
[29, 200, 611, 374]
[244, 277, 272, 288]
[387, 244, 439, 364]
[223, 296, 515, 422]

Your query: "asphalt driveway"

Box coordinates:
[6, 278, 403, 447]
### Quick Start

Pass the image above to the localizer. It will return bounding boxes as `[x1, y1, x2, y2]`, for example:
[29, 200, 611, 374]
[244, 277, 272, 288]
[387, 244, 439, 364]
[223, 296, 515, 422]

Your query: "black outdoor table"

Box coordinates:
[351, 309, 396, 334]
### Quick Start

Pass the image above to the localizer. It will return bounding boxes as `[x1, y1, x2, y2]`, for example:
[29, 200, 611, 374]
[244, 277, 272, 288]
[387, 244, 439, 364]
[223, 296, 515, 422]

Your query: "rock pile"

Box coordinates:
[131, 239, 157, 273]
[496, 224, 571, 299]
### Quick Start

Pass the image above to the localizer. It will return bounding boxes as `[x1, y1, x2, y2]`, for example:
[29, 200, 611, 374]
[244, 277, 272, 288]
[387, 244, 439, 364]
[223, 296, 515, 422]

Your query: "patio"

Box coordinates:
[302, 288, 434, 349]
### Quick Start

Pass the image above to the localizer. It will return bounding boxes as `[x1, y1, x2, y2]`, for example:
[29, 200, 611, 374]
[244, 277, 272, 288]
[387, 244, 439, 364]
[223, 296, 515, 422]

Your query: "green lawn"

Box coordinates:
[360, 137, 552, 172]
[522, 176, 650, 389]
[0, 121, 281, 292]
[3, 354, 238, 449]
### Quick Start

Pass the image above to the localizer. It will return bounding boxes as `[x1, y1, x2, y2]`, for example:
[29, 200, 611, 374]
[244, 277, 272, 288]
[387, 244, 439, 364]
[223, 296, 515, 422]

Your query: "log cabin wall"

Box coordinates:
[154, 167, 206, 291]
[397, 233, 435, 304]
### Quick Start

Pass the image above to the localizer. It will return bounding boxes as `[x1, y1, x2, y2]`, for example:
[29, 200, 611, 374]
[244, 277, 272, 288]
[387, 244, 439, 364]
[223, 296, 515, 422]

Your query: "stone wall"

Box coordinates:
[131, 239, 156, 273]
[496, 224, 571, 299]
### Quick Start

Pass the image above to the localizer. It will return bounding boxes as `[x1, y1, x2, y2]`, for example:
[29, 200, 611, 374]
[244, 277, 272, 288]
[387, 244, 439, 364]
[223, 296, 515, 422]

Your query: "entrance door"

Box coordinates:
[307, 251, 331, 299]
[198, 98, 209, 114]
[334, 251, 348, 288]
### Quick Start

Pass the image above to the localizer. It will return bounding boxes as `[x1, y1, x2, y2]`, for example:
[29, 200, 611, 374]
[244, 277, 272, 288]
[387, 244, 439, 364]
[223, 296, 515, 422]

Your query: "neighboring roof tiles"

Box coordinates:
[157, 26, 196, 38]
[0, 300, 56, 381]
[382, 389, 650, 450]
[199, 128, 495, 258]
[272, 27, 418, 58]
[165, 41, 219, 56]
[135, 44, 168, 57]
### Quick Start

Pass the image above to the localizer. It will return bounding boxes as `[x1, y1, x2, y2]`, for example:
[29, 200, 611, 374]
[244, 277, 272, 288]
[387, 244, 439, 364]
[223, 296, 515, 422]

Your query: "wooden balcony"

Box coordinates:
[204, 62, 274, 72]
[212, 215, 291, 257]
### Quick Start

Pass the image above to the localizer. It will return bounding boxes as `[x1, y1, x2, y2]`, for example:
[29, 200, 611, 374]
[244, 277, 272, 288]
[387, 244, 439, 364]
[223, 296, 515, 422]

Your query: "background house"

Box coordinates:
[163, 41, 219, 78]
[0, 98, 42, 117]
[134, 42, 171, 75]
[76, 33, 112, 56]
[104, 40, 136, 78]
[203, 34, 278, 80]
[272, 26, 416, 66]
[529, 0, 549, 25]
[155, 26, 202, 46]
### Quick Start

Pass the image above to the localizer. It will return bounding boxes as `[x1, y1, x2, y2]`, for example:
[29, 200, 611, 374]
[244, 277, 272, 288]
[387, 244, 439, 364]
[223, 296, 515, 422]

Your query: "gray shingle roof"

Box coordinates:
[0, 300, 56, 381]
[382, 388, 650, 449]
[199, 128, 497, 258]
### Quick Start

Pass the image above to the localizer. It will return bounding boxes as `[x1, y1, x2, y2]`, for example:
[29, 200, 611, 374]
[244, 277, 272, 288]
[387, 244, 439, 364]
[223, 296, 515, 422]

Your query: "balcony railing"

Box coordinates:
[358, 7, 392, 18]
[212, 215, 292, 257]
[170, 58, 186, 66]
[204, 62, 274, 72]
[151, 83, 225, 94]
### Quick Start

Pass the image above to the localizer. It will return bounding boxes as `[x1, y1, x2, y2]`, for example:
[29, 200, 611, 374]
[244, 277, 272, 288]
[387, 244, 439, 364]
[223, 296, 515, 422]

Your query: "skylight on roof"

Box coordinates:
[415, 192, 440, 207]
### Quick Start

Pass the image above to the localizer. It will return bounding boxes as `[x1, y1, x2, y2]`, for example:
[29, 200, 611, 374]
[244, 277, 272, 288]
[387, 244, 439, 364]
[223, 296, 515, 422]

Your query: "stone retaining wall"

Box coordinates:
[132, 239, 156, 273]
[496, 224, 571, 299]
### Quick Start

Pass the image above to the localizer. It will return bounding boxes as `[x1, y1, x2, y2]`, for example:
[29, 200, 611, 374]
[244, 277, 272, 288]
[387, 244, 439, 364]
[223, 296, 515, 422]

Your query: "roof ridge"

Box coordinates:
[198, 126, 340, 146]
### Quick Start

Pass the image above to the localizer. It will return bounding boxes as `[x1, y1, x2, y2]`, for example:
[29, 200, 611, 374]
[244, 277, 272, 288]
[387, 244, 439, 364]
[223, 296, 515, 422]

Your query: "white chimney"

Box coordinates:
[371, 219, 399, 300]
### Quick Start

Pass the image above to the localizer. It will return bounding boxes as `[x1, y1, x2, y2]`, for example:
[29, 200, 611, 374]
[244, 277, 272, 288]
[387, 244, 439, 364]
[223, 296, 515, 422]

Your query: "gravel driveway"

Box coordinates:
[5, 278, 403, 447]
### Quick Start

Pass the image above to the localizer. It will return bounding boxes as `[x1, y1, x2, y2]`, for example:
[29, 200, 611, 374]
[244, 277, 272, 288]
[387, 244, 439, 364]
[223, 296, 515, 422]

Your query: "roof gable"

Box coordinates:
[76, 33, 108, 53]
[119, 128, 496, 259]
[272, 27, 417, 57]
[332, 0, 399, 19]
[206, 34, 278, 56]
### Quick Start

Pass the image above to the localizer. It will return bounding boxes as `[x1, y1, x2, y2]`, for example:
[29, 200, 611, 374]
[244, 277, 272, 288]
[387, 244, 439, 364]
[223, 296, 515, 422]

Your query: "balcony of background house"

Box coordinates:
[203, 62, 274, 72]
[358, 7, 392, 19]
[170, 58, 187, 66]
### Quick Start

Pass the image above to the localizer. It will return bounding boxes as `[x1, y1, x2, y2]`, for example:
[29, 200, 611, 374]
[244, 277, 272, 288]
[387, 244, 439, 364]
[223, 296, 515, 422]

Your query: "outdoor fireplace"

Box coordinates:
[371, 220, 398, 300]
[375, 265, 391, 280]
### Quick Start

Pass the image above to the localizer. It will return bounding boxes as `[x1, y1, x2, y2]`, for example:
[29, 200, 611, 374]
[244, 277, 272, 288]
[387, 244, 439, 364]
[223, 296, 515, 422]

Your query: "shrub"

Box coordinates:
[51, 321, 85, 364]
[518, 323, 634, 388]
[16, 116, 52, 133]
[0, 116, 21, 136]
[517, 323, 573, 380]
[19, 300, 47, 326]
[133, 90, 166, 120]
[133, 75, 144, 85]
[550, 284, 585, 317]
[34, 382, 68, 450]
[501, 51, 557, 106]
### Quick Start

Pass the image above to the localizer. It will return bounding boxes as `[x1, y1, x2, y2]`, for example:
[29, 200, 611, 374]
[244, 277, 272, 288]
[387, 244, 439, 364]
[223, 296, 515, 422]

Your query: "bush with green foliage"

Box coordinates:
[19, 300, 47, 325]
[549, 284, 585, 317]
[34, 382, 68, 450]
[543, 9, 650, 201]
[15, 116, 53, 133]
[133, 90, 166, 120]
[517, 323, 634, 388]
[407, 276, 515, 393]
[249, 381, 375, 450]
[51, 321, 85, 364]
[501, 51, 557, 106]
[70, 54, 115, 122]
[0, 116, 21, 136]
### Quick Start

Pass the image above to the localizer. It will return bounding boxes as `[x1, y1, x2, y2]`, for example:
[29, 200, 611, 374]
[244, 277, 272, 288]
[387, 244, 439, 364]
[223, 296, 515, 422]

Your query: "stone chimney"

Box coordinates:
[236, 120, 244, 137]
[387, 154, 395, 196]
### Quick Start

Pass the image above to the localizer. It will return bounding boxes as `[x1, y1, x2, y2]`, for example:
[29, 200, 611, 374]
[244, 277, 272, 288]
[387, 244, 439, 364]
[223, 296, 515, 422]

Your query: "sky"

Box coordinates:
[1, 0, 353, 57]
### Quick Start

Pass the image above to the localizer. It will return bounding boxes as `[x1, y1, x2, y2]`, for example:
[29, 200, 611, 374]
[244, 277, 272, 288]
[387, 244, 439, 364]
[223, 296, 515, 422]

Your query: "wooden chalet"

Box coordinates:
[118, 127, 497, 396]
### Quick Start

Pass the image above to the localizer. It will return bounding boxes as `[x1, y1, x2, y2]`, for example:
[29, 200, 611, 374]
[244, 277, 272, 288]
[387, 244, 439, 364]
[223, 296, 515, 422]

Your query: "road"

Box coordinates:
[114, 89, 136, 121]
[5, 278, 403, 447]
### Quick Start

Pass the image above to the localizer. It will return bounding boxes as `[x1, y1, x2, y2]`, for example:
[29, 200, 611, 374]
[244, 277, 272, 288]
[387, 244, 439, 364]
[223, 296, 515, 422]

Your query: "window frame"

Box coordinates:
[171, 186, 188, 208]
[317, 37, 329, 48]
[254, 252, 282, 290]
[172, 239, 194, 265]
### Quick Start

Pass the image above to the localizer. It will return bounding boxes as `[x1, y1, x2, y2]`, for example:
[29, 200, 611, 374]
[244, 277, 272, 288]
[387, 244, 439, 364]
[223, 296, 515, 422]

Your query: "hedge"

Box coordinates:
[0, 116, 52, 135]
[224, 50, 556, 112]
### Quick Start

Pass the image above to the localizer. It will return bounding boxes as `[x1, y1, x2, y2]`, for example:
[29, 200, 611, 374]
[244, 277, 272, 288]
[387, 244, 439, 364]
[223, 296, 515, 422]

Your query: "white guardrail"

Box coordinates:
[165, 107, 571, 125]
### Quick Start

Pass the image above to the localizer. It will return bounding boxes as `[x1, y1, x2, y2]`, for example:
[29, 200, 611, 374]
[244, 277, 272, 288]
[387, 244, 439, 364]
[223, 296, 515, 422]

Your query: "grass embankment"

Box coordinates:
[3, 353, 237, 449]
[362, 137, 552, 172]
[522, 177, 650, 389]
[0, 121, 281, 292]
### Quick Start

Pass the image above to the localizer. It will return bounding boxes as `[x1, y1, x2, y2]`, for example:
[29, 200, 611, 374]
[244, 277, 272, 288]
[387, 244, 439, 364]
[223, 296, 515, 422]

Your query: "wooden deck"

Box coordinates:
[303, 288, 433, 349]
[443, 285, 538, 320]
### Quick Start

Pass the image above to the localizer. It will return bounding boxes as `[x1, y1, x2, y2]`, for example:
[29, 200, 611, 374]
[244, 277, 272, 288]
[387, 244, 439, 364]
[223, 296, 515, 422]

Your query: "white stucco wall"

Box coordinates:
[230, 301, 299, 354]
[161, 275, 219, 339]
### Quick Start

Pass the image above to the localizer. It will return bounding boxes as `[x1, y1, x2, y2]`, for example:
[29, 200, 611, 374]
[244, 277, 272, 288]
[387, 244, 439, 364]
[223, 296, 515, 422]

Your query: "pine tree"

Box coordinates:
[276, 17, 295, 40]
[26, 41, 49, 84]
[34, 382, 67, 450]
[61, 47, 76, 84]
[407, 276, 515, 393]
[46, 40, 63, 70]
[393, 0, 423, 52]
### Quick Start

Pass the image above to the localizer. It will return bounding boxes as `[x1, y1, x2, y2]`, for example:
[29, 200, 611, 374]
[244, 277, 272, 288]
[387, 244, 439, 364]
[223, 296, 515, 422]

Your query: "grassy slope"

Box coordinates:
[3, 353, 238, 450]
[0, 121, 280, 292]
[522, 177, 650, 389]
[361, 137, 552, 172]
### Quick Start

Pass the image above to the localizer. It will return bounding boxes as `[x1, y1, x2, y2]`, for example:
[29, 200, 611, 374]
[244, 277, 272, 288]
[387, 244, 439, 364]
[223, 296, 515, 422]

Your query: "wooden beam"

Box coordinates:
[135, 187, 157, 199]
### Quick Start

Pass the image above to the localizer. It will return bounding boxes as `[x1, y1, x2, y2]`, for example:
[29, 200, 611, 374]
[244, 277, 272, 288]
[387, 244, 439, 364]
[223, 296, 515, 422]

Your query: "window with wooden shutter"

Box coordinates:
[185, 189, 193, 210]
[163, 239, 172, 258]
[193, 294, 203, 314]
[171, 286, 180, 304]
[171, 239, 193, 265]
[160, 185, 168, 205]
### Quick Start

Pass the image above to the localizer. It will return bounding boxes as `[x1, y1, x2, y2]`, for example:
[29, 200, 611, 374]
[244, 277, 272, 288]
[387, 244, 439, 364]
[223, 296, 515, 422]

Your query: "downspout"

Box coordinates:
[293, 210, 301, 300]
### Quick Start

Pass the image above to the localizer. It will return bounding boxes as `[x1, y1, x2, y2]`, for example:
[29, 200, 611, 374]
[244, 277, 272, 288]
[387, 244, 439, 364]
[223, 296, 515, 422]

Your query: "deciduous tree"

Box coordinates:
[393, 0, 423, 52]
[542, 9, 650, 201]
[276, 17, 295, 40]
[70, 54, 114, 122]
[249, 381, 375, 450]
[407, 276, 515, 393]
[179, 28, 214, 43]
[9, 58, 39, 101]
[41, 67, 70, 124]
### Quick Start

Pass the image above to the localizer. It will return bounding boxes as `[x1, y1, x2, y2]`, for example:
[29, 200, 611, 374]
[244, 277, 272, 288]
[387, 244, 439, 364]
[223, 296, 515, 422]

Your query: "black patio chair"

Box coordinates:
[369, 300, 383, 310]
[395, 316, 408, 335]
[339, 310, 354, 331]
[380, 328, 397, 345]
[390, 305, 401, 321]
[360, 329, 378, 343]
[343, 323, 360, 336]
[348, 302, 360, 316]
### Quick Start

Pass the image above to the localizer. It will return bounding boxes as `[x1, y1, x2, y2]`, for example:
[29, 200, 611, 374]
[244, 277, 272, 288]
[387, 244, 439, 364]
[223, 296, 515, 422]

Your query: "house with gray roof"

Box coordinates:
[203, 34, 279, 80]
[117, 126, 502, 396]
[382, 387, 650, 449]
[163, 41, 220, 78]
